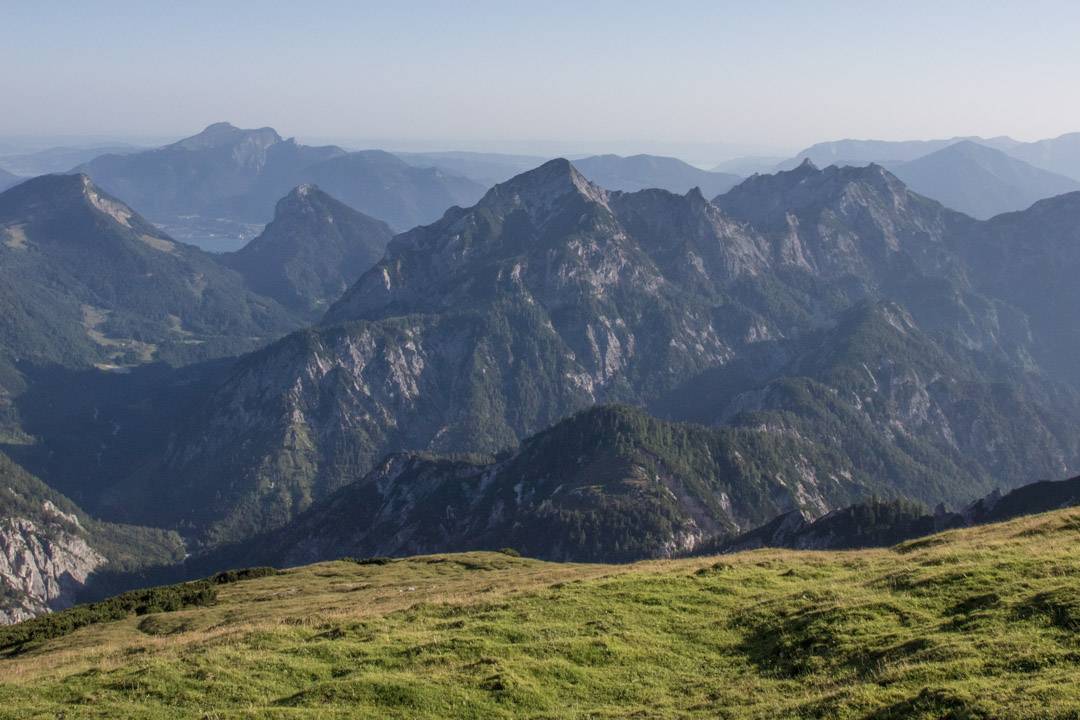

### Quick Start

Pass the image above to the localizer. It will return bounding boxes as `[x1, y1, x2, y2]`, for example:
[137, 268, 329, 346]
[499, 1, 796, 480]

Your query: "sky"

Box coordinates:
[3, 0, 1080, 164]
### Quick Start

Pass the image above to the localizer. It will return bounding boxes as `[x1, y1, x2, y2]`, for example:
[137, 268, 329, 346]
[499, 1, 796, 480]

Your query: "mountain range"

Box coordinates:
[65, 125, 1080, 245]
[1000, 132, 1080, 180]
[45, 157, 1074, 556]
[213, 433, 1080, 570]
[195, 406, 1080, 569]
[0, 175, 391, 470]
[886, 141, 1080, 219]
[0, 173, 299, 376]
[784, 135, 1022, 168]
[2, 146, 1080, 612]
[203, 404, 866, 566]
[76, 123, 486, 248]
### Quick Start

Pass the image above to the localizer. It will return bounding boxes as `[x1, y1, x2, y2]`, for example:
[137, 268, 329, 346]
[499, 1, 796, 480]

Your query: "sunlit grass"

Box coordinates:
[1, 510, 1079, 718]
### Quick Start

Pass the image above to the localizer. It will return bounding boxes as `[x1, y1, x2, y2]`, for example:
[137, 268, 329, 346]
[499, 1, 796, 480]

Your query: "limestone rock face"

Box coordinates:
[0, 454, 186, 623]
[0, 513, 105, 623]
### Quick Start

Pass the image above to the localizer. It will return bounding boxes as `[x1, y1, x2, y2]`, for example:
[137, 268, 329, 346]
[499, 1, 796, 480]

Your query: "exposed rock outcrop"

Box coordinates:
[0, 514, 105, 623]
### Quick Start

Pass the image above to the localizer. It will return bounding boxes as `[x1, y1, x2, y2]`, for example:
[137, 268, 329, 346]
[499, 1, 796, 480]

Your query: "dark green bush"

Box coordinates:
[345, 556, 395, 566]
[210, 567, 280, 584]
[0, 564, 279, 656]
[0, 580, 219, 655]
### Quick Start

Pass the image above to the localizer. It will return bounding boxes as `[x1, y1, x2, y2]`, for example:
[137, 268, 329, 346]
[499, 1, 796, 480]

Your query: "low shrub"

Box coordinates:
[0, 580, 218, 655]
[345, 557, 395, 566]
[0, 565, 277, 655]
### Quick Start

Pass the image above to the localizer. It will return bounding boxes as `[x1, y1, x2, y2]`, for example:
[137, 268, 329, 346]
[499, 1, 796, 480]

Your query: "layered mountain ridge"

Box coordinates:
[92, 158, 1080, 550]
[77, 123, 486, 248]
[887, 140, 1080, 219]
[571, 154, 742, 198]
[207, 418, 1080, 568]
[779, 135, 1080, 218]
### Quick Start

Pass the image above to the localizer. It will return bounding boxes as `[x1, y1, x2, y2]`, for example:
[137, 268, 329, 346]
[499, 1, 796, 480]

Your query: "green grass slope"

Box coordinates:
[0, 508, 1078, 718]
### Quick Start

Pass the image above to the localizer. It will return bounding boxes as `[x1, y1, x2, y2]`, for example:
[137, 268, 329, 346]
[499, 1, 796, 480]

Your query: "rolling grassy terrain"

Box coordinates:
[1, 510, 1078, 718]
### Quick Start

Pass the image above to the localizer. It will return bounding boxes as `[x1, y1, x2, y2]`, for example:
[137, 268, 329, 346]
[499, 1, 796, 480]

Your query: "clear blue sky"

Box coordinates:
[3, 0, 1079, 160]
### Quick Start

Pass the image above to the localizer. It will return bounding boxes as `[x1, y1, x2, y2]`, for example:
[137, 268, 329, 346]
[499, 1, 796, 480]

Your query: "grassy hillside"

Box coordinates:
[1, 509, 1078, 718]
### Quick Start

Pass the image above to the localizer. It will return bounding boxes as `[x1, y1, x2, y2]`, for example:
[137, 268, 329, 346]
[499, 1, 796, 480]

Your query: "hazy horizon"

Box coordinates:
[5, 1, 1080, 165]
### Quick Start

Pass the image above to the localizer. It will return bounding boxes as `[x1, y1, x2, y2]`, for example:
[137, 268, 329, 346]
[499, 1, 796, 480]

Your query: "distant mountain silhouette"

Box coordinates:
[297, 150, 485, 231]
[394, 151, 548, 186]
[784, 132, 1080, 185]
[77, 123, 485, 246]
[572, 154, 741, 197]
[782, 136, 1021, 168]
[711, 156, 786, 175]
[0, 144, 141, 176]
[1001, 132, 1080, 181]
[888, 141, 1080, 219]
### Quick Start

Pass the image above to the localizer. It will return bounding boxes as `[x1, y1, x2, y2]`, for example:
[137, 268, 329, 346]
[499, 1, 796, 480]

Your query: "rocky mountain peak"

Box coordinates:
[684, 186, 707, 205]
[10, 171, 87, 196]
[225, 186, 393, 315]
[322, 159, 632, 324]
[716, 159, 926, 224]
[478, 158, 609, 215]
[274, 184, 325, 215]
[1, 173, 145, 232]
[173, 122, 283, 151]
[169, 123, 283, 171]
[709, 158, 969, 283]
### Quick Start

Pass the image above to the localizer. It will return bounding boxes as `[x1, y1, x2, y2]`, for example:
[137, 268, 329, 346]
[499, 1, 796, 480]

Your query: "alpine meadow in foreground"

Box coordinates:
[0, 510, 1078, 718]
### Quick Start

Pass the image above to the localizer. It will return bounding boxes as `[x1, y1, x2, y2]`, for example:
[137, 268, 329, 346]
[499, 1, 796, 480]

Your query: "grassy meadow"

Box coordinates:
[1, 509, 1078, 719]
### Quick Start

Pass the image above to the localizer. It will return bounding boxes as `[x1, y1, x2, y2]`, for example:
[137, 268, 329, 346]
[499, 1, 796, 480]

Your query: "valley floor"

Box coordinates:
[1, 510, 1079, 718]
